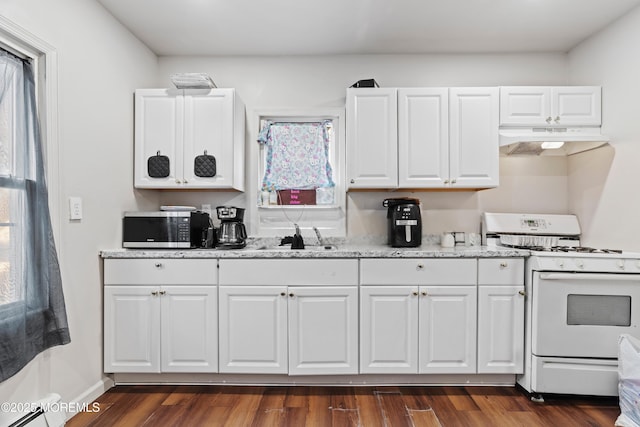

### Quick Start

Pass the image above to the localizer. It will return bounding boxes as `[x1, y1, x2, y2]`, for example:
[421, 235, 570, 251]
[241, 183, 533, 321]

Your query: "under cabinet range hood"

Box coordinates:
[499, 127, 610, 156]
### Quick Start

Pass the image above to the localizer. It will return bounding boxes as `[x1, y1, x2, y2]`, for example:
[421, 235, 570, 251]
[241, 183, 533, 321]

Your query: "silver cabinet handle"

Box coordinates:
[421, 291, 428, 296]
[151, 291, 158, 296]
[546, 116, 552, 123]
[280, 292, 286, 297]
[554, 116, 560, 123]
[451, 179, 457, 184]
[159, 290, 166, 296]
[412, 291, 419, 296]
[154, 262, 162, 268]
[519, 290, 526, 296]
[416, 263, 425, 270]
[350, 179, 355, 184]
[499, 262, 508, 268]
[444, 179, 449, 184]
[289, 293, 295, 298]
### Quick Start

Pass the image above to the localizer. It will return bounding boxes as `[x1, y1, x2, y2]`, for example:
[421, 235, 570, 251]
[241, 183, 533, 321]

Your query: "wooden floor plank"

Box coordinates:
[66, 385, 620, 427]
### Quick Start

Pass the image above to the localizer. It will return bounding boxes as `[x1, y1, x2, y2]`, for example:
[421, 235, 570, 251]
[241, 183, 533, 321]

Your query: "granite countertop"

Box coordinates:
[100, 236, 529, 259]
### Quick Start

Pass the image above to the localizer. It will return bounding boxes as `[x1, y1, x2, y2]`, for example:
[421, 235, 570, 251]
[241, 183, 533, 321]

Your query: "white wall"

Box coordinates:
[568, 4, 640, 250]
[0, 0, 158, 422]
[157, 54, 571, 237]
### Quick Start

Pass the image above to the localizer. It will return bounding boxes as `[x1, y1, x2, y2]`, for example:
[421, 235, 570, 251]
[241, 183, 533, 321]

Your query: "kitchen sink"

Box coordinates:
[255, 244, 339, 251]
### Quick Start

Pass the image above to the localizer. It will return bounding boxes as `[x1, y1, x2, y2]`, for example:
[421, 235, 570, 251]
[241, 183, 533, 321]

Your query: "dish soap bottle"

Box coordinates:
[269, 185, 278, 205]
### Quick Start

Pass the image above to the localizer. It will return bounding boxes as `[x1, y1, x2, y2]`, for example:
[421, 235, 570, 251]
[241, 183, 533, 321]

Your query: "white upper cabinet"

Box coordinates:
[449, 87, 499, 188]
[398, 88, 449, 188]
[346, 88, 398, 188]
[347, 87, 499, 190]
[134, 88, 245, 190]
[500, 86, 601, 127]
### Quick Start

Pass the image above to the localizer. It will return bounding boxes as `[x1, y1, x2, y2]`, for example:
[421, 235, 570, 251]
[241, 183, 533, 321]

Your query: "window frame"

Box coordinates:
[253, 108, 346, 237]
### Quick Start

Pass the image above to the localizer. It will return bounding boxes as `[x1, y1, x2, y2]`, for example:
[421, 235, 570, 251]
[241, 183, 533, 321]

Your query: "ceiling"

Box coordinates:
[96, 0, 640, 56]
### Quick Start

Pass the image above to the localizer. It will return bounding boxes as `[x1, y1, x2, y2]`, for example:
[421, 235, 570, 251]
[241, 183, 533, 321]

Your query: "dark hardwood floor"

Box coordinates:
[66, 385, 620, 426]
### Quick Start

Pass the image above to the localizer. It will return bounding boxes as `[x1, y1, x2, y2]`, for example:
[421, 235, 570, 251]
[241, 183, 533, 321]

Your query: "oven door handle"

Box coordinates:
[539, 272, 640, 281]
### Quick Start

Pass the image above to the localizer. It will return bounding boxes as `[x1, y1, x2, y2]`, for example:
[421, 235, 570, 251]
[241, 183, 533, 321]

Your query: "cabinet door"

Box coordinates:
[218, 286, 288, 374]
[360, 286, 419, 373]
[477, 286, 525, 374]
[499, 87, 551, 126]
[104, 286, 160, 373]
[182, 89, 236, 188]
[288, 286, 358, 375]
[346, 88, 398, 188]
[419, 286, 477, 374]
[449, 87, 499, 188]
[551, 86, 601, 126]
[398, 88, 449, 188]
[134, 89, 183, 188]
[160, 286, 218, 373]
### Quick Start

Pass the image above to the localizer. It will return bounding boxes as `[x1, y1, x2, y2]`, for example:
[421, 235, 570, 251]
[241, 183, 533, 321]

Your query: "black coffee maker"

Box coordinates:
[383, 198, 422, 247]
[216, 206, 247, 249]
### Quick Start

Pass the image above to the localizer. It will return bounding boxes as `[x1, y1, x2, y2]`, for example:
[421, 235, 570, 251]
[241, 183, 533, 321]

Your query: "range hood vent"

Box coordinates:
[499, 127, 609, 156]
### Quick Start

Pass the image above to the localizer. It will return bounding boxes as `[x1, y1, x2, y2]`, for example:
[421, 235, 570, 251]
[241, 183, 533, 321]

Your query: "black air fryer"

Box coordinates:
[383, 198, 422, 247]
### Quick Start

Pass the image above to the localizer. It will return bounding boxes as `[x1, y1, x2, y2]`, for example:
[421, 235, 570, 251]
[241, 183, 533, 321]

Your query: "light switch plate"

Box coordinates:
[69, 196, 83, 220]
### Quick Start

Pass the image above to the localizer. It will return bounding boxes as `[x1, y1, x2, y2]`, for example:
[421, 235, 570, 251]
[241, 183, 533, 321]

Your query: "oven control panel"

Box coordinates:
[521, 218, 547, 230]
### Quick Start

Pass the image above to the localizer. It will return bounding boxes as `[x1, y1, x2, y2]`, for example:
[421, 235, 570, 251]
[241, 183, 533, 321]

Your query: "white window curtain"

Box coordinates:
[0, 48, 69, 382]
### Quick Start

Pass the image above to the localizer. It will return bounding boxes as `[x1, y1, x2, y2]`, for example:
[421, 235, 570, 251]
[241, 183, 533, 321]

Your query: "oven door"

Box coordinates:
[533, 272, 640, 358]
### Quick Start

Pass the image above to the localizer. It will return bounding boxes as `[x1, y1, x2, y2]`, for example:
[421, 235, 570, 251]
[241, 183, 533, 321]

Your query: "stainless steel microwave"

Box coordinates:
[122, 211, 208, 249]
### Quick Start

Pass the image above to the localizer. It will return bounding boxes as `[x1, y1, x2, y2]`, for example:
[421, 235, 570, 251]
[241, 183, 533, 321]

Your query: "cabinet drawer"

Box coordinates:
[219, 259, 358, 285]
[478, 258, 524, 285]
[360, 258, 476, 285]
[104, 258, 218, 285]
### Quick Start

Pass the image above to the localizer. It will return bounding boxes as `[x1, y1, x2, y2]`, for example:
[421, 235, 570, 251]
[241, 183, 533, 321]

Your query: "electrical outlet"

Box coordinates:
[69, 197, 83, 220]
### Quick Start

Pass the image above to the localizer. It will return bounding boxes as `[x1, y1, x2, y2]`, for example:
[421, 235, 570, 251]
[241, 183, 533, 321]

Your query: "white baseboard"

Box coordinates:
[65, 376, 114, 422]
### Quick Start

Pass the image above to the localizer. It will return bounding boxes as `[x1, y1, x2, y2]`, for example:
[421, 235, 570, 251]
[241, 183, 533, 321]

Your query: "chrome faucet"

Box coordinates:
[313, 226, 325, 246]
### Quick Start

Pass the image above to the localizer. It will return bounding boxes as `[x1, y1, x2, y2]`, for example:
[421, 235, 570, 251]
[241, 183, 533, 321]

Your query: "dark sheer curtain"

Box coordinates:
[0, 48, 70, 382]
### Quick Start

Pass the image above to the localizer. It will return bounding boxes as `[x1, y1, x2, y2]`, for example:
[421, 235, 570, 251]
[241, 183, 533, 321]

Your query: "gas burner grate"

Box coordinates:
[544, 246, 623, 254]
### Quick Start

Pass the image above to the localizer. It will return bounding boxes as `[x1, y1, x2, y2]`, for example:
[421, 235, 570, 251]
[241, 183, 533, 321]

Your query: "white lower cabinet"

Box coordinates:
[218, 286, 288, 374]
[419, 285, 477, 373]
[103, 256, 525, 379]
[360, 287, 418, 373]
[103, 258, 218, 374]
[104, 285, 218, 373]
[360, 285, 476, 374]
[218, 259, 359, 375]
[477, 258, 525, 374]
[360, 258, 478, 374]
[288, 286, 358, 375]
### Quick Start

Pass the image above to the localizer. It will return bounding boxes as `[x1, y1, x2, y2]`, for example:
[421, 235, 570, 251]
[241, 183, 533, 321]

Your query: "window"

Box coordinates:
[0, 33, 69, 383]
[0, 49, 26, 309]
[254, 109, 346, 237]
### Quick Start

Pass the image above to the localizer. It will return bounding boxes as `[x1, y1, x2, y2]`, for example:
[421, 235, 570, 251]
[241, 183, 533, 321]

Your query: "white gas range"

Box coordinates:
[483, 212, 640, 399]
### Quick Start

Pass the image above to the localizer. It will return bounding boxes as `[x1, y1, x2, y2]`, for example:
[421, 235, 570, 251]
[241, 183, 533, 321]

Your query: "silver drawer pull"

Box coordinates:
[499, 262, 508, 268]
[154, 263, 163, 268]
[416, 263, 425, 270]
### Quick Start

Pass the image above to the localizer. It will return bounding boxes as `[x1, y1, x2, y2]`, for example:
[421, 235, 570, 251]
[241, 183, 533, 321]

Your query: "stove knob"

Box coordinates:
[618, 260, 625, 270]
[556, 259, 565, 268]
[575, 259, 584, 269]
